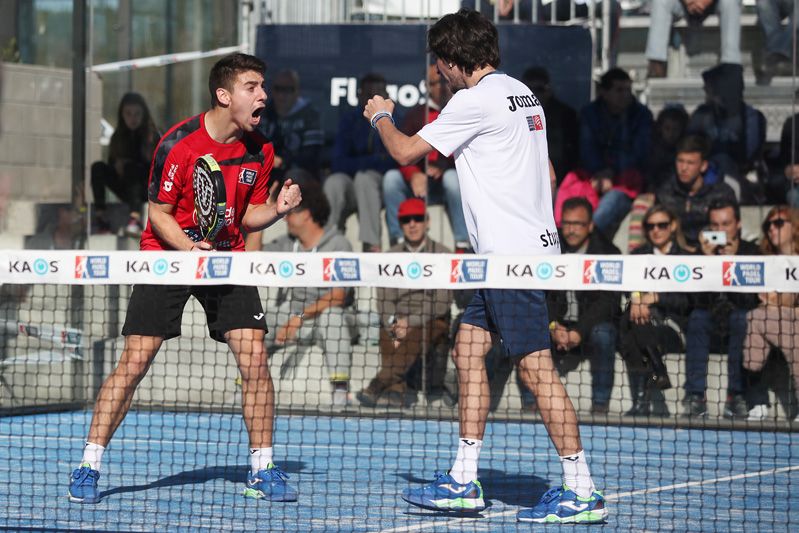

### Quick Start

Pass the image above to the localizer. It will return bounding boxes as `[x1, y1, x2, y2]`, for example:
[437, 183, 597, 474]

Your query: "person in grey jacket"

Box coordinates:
[357, 198, 452, 407]
[262, 180, 355, 406]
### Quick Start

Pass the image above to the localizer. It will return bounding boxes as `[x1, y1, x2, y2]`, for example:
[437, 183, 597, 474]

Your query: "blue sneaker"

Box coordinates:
[401, 471, 485, 512]
[517, 485, 607, 524]
[68, 463, 100, 504]
[243, 464, 298, 502]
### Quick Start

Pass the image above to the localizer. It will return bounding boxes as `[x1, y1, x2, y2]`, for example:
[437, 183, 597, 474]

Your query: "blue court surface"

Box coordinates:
[0, 411, 796, 532]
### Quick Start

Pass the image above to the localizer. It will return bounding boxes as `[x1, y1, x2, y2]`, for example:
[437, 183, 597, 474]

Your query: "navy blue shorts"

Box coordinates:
[461, 289, 550, 358]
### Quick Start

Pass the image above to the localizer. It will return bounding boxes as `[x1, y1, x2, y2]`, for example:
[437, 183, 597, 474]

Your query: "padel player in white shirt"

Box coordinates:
[364, 8, 607, 525]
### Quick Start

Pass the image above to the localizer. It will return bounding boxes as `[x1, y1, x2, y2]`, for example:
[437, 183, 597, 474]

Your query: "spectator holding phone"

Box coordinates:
[682, 198, 760, 418]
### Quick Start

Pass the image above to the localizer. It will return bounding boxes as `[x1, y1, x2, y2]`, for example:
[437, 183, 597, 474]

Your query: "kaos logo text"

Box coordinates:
[451, 259, 488, 283]
[322, 258, 361, 281]
[196, 256, 232, 279]
[378, 261, 432, 279]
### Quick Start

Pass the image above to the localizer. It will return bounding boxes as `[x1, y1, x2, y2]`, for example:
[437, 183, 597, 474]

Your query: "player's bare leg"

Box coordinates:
[70, 335, 162, 503]
[227, 327, 296, 501]
[87, 335, 163, 446]
[516, 350, 582, 455]
[453, 323, 494, 440]
[227, 328, 273, 449]
[400, 322, 493, 512]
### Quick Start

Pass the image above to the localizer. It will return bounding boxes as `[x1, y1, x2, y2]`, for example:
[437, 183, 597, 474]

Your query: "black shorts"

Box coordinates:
[122, 284, 267, 343]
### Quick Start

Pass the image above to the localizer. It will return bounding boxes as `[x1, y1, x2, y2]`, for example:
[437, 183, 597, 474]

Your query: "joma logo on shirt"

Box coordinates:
[506, 93, 540, 112]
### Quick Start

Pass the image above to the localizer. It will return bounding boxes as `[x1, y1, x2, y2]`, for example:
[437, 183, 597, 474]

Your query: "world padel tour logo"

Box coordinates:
[196, 256, 232, 279]
[322, 258, 361, 281]
[74, 255, 109, 279]
[582, 259, 623, 285]
[450, 259, 488, 283]
[722, 261, 764, 286]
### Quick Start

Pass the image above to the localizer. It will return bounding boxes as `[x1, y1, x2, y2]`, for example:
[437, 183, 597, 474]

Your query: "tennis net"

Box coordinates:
[0, 249, 797, 531]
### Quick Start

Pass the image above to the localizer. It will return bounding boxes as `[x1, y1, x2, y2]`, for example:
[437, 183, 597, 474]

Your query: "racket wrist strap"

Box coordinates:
[370, 110, 394, 129]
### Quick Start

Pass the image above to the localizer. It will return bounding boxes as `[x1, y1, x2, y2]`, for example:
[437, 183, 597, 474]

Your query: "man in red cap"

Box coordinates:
[357, 198, 453, 407]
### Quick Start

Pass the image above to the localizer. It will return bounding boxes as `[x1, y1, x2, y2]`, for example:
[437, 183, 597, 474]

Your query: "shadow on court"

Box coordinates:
[100, 460, 306, 499]
[396, 468, 549, 509]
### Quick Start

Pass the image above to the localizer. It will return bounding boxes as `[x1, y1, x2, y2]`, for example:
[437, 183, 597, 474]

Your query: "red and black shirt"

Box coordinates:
[140, 113, 273, 251]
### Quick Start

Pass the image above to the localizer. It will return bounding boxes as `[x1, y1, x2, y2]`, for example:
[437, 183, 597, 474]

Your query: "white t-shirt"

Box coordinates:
[418, 72, 560, 255]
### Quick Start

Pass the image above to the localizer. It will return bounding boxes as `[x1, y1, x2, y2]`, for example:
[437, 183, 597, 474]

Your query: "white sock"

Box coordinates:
[250, 447, 273, 473]
[560, 449, 596, 498]
[81, 442, 105, 471]
[450, 438, 482, 485]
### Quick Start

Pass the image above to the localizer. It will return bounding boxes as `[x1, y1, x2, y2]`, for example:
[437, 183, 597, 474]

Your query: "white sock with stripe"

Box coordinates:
[81, 442, 105, 471]
[450, 438, 482, 485]
[560, 449, 595, 498]
[250, 447, 273, 473]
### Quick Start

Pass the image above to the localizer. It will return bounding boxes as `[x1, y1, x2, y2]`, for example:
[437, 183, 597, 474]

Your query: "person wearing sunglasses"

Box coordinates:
[357, 198, 453, 408]
[743, 206, 799, 421]
[620, 205, 690, 417]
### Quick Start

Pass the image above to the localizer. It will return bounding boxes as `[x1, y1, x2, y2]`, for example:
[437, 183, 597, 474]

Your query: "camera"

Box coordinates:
[702, 230, 727, 247]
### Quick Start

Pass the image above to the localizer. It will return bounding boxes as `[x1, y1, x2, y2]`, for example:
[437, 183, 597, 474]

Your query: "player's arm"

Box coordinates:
[244, 230, 263, 251]
[364, 96, 434, 166]
[148, 201, 210, 251]
[241, 179, 301, 232]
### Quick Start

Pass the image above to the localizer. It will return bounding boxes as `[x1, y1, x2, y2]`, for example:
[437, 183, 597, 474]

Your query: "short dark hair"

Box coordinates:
[297, 180, 330, 227]
[676, 134, 711, 160]
[427, 8, 500, 76]
[708, 197, 740, 222]
[208, 53, 266, 108]
[561, 196, 594, 219]
[598, 67, 631, 90]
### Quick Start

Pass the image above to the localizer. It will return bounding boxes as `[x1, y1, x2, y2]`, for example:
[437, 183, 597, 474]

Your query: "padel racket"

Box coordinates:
[192, 154, 227, 243]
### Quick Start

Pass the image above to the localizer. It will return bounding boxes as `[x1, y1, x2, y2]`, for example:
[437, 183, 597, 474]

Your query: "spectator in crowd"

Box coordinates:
[258, 69, 324, 183]
[648, 106, 691, 192]
[687, 63, 767, 203]
[777, 113, 799, 207]
[656, 134, 736, 250]
[620, 205, 690, 417]
[26, 204, 84, 250]
[91, 92, 160, 237]
[645, 0, 741, 78]
[324, 73, 396, 252]
[682, 198, 761, 418]
[744, 206, 799, 420]
[262, 181, 356, 407]
[547, 197, 620, 414]
[357, 198, 452, 408]
[382, 65, 469, 249]
[755, 0, 797, 85]
[555, 68, 652, 239]
[625, 105, 691, 251]
[523, 66, 579, 186]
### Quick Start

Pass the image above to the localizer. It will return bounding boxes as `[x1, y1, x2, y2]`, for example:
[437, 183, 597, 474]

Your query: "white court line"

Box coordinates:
[374, 464, 799, 533]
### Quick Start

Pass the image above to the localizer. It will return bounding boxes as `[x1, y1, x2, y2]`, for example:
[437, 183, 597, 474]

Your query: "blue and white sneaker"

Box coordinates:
[243, 464, 298, 502]
[401, 471, 485, 512]
[517, 485, 607, 524]
[68, 463, 100, 504]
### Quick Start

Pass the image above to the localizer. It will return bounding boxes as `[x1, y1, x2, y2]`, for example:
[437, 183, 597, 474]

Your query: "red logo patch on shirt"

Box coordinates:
[238, 168, 257, 185]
